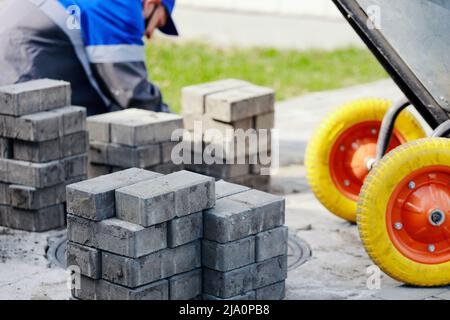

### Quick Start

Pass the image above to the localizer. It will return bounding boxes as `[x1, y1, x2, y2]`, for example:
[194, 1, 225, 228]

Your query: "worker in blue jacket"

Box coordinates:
[0, 0, 178, 115]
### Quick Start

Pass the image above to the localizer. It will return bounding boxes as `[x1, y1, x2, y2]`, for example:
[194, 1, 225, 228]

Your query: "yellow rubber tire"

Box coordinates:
[357, 138, 450, 286]
[305, 98, 426, 222]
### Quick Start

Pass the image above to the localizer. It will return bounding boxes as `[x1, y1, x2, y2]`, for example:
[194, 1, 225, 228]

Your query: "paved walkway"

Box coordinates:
[275, 79, 432, 166]
[172, 6, 364, 50]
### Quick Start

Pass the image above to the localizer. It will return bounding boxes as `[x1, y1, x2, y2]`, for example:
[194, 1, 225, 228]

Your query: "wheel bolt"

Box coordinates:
[371, 129, 377, 135]
[429, 209, 445, 227]
[428, 244, 436, 253]
[408, 181, 416, 189]
[340, 145, 345, 152]
[394, 222, 403, 230]
[344, 180, 350, 187]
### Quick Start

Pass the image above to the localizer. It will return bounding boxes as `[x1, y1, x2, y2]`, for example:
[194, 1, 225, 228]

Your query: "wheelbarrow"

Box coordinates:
[305, 0, 450, 286]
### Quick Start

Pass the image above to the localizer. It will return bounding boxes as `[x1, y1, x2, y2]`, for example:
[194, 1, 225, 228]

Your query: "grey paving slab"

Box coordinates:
[182, 79, 249, 115]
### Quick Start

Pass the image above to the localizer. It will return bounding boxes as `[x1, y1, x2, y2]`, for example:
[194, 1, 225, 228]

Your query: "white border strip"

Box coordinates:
[86, 45, 145, 63]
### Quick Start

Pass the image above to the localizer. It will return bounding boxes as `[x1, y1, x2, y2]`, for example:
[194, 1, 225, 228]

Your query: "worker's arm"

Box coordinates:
[91, 60, 166, 112]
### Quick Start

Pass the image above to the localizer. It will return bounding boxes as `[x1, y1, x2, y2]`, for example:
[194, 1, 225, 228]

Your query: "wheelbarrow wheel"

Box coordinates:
[358, 138, 450, 286]
[305, 98, 425, 222]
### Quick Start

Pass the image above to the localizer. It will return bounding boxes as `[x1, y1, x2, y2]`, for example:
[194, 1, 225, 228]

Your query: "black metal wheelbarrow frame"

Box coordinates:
[333, 0, 450, 162]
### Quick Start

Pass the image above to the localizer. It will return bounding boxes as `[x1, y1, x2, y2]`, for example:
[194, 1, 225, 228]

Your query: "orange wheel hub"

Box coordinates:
[387, 166, 450, 264]
[329, 121, 404, 201]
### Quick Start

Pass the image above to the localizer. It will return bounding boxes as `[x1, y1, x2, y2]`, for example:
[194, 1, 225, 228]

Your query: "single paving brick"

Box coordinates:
[72, 276, 169, 300]
[106, 143, 161, 168]
[169, 269, 202, 300]
[205, 85, 275, 123]
[167, 211, 203, 248]
[87, 112, 125, 142]
[63, 154, 88, 180]
[8, 183, 66, 210]
[1, 204, 65, 232]
[102, 241, 201, 288]
[0, 183, 10, 205]
[50, 106, 86, 135]
[228, 189, 285, 233]
[14, 110, 63, 141]
[203, 264, 256, 298]
[202, 236, 255, 272]
[203, 197, 256, 243]
[13, 131, 88, 162]
[215, 180, 250, 199]
[66, 242, 101, 279]
[202, 291, 256, 300]
[254, 112, 275, 130]
[182, 79, 249, 115]
[3, 158, 65, 188]
[67, 214, 97, 247]
[255, 281, 285, 300]
[0, 79, 70, 116]
[96, 218, 167, 258]
[254, 255, 288, 289]
[255, 226, 288, 262]
[0, 138, 12, 158]
[109, 109, 182, 146]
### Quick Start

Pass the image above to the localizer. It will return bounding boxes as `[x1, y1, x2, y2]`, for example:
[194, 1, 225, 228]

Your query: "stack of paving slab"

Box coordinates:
[67, 168, 287, 300]
[202, 180, 287, 300]
[67, 168, 215, 300]
[0, 79, 88, 232]
[182, 79, 274, 191]
[87, 108, 184, 178]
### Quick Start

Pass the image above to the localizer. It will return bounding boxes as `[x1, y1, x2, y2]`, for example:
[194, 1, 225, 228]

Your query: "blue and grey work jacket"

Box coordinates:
[0, 0, 173, 115]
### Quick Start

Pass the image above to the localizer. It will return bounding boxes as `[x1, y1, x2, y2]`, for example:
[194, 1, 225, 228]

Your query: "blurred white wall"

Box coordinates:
[172, 4, 363, 50]
[177, 0, 341, 18]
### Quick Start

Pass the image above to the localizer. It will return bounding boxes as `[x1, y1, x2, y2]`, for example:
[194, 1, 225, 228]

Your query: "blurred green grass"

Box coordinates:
[145, 40, 387, 113]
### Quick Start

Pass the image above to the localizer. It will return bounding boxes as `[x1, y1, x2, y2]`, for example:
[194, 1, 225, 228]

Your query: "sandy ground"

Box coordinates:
[0, 228, 69, 300]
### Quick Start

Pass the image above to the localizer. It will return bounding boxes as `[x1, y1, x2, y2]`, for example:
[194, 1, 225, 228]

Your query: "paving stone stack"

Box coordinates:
[0, 79, 88, 232]
[182, 79, 274, 191]
[87, 108, 184, 178]
[202, 180, 287, 300]
[67, 168, 215, 300]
